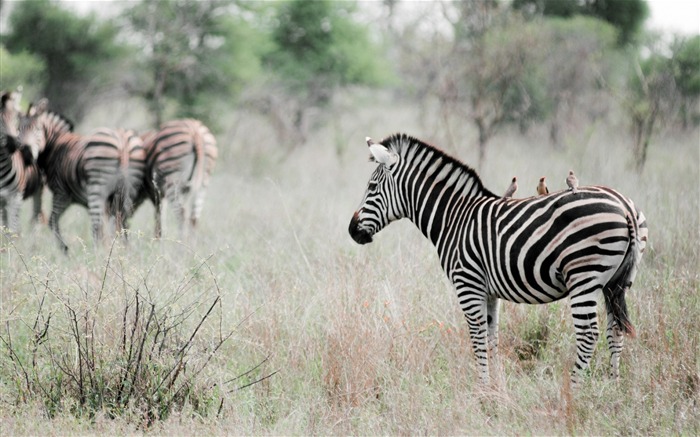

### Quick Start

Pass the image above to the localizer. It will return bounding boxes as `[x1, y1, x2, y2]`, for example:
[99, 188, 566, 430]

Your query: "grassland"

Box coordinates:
[1, 92, 698, 435]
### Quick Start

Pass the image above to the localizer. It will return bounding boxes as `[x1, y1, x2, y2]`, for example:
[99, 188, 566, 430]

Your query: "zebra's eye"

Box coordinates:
[367, 181, 378, 193]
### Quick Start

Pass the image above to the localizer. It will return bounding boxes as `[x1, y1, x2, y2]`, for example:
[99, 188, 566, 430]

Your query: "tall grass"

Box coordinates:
[1, 90, 698, 434]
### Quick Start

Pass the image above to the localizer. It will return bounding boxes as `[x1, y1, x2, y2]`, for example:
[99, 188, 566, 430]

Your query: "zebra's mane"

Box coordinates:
[380, 133, 498, 197]
[40, 110, 75, 133]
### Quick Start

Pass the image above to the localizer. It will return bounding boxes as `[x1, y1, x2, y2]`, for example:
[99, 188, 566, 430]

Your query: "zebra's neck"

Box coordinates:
[387, 134, 497, 246]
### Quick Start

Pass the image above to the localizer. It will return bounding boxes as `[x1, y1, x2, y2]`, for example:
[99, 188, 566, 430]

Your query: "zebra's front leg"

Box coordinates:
[486, 294, 500, 357]
[606, 305, 624, 379]
[570, 291, 601, 384]
[7, 192, 23, 234]
[457, 285, 490, 384]
[31, 186, 45, 226]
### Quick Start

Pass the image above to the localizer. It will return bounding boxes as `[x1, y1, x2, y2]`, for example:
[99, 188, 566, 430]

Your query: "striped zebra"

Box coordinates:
[349, 134, 648, 384]
[0, 90, 44, 233]
[18, 100, 146, 251]
[140, 119, 218, 238]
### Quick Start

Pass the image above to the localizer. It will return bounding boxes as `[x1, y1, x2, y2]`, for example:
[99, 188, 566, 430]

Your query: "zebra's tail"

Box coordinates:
[602, 213, 642, 338]
[112, 134, 135, 233]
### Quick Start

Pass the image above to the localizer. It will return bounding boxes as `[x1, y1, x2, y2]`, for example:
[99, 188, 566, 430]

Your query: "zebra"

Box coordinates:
[18, 99, 146, 252]
[139, 119, 218, 238]
[348, 133, 648, 385]
[0, 90, 44, 233]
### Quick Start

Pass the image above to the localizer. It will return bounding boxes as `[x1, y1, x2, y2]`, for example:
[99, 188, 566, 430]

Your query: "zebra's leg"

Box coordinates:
[486, 295, 500, 357]
[49, 193, 72, 253]
[168, 189, 186, 239]
[606, 304, 624, 379]
[31, 186, 45, 226]
[569, 289, 601, 384]
[1, 201, 7, 229]
[87, 185, 106, 247]
[190, 187, 208, 230]
[457, 285, 490, 384]
[7, 192, 23, 234]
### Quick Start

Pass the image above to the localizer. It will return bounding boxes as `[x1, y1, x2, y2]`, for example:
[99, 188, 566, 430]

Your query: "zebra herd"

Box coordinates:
[3, 86, 651, 384]
[350, 134, 648, 384]
[0, 89, 218, 252]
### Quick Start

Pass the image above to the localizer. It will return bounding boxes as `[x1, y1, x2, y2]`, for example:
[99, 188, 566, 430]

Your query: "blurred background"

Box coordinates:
[1, 0, 697, 174]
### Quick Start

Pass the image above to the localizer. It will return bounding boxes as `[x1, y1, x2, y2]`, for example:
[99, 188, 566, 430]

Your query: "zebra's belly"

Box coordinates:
[487, 270, 569, 304]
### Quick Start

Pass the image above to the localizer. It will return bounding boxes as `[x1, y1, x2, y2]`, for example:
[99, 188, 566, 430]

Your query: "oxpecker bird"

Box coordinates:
[504, 176, 518, 198]
[537, 177, 548, 195]
[567, 170, 579, 194]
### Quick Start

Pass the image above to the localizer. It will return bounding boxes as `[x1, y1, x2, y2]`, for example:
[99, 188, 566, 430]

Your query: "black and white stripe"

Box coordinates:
[0, 91, 43, 233]
[349, 133, 647, 384]
[18, 100, 146, 251]
[140, 119, 218, 238]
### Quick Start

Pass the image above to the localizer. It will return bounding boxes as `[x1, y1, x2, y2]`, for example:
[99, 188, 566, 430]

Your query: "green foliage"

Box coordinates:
[672, 35, 700, 98]
[513, 0, 580, 17]
[588, 0, 648, 45]
[513, 0, 648, 45]
[0, 45, 45, 101]
[3, 0, 122, 121]
[267, 0, 388, 97]
[123, 0, 267, 128]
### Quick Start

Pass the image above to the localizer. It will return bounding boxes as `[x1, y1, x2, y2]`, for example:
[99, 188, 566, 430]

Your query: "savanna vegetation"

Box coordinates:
[1, 0, 698, 434]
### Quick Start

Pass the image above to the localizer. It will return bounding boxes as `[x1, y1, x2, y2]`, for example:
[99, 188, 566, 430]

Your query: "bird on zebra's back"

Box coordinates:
[349, 133, 648, 386]
[139, 119, 218, 239]
[567, 170, 579, 194]
[0, 89, 45, 234]
[536, 176, 548, 195]
[16, 99, 146, 252]
[503, 176, 518, 198]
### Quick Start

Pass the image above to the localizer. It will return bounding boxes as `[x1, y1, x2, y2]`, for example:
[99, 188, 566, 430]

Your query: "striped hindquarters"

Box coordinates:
[84, 128, 146, 225]
[145, 119, 218, 198]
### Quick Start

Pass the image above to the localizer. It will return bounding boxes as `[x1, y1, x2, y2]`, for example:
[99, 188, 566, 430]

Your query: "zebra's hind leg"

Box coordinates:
[190, 187, 208, 230]
[569, 290, 601, 385]
[88, 186, 107, 248]
[606, 304, 624, 379]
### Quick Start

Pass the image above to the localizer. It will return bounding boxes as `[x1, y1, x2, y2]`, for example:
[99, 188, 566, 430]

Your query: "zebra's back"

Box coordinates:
[447, 186, 643, 305]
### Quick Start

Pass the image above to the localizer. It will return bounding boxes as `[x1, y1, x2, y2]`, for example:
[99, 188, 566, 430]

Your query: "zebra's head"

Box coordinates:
[1, 89, 21, 148]
[17, 99, 72, 162]
[349, 137, 404, 245]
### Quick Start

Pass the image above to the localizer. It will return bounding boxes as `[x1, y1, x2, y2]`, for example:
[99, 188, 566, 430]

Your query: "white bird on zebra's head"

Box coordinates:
[537, 176, 548, 195]
[503, 176, 518, 198]
[566, 170, 579, 194]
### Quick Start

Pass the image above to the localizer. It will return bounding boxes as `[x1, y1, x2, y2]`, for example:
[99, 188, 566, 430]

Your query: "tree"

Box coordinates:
[434, 1, 544, 168]
[513, 0, 649, 46]
[536, 17, 618, 147]
[626, 51, 677, 171]
[123, 0, 261, 128]
[261, 0, 388, 146]
[670, 35, 700, 128]
[0, 45, 45, 101]
[3, 0, 122, 122]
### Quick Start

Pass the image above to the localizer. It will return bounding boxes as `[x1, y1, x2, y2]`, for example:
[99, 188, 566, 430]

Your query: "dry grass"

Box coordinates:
[1, 90, 698, 435]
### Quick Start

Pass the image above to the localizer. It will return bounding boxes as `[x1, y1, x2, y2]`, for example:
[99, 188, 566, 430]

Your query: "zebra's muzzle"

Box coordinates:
[349, 212, 373, 245]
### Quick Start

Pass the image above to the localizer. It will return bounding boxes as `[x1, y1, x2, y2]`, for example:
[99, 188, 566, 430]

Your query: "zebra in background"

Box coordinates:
[0, 90, 44, 233]
[140, 119, 218, 238]
[18, 99, 146, 252]
[349, 133, 648, 385]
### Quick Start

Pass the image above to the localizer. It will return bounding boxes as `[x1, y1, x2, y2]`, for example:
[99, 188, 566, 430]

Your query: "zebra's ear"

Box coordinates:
[368, 139, 398, 167]
[28, 98, 48, 117]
